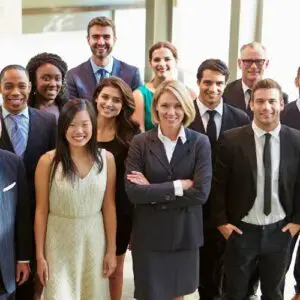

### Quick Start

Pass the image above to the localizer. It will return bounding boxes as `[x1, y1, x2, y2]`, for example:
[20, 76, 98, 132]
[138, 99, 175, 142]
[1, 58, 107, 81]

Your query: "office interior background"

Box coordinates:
[0, 0, 299, 101]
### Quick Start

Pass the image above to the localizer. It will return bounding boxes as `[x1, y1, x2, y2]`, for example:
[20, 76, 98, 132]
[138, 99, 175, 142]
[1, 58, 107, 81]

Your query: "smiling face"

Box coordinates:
[250, 88, 284, 131]
[150, 47, 177, 80]
[95, 86, 123, 119]
[88, 25, 115, 61]
[35, 63, 62, 102]
[238, 46, 269, 88]
[156, 91, 184, 131]
[65, 110, 93, 149]
[0, 68, 31, 114]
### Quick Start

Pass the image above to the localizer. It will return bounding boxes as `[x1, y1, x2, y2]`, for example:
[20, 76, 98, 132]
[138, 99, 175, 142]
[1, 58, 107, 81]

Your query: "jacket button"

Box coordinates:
[165, 195, 170, 201]
[168, 176, 172, 180]
[161, 205, 167, 210]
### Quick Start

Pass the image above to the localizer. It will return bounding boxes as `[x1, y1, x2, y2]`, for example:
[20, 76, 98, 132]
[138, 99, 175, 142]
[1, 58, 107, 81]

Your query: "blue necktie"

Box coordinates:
[8, 114, 26, 156]
[96, 69, 108, 83]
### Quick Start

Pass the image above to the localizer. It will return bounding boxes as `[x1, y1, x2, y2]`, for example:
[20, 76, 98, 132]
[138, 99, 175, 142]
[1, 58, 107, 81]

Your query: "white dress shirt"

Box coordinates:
[90, 56, 114, 82]
[196, 98, 223, 139]
[158, 125, 186, 196]
[296, 98, 300, 112]
[242, 122, 286, 225]
[241, 80, 252, 108]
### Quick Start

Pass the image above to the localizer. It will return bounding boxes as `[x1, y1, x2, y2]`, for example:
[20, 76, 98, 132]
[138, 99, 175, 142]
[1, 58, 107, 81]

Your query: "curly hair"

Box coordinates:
[26, 52, 69, 111]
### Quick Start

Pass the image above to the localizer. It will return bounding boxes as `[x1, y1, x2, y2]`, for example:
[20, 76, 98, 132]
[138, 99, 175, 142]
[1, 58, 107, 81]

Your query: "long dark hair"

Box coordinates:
[51, 99, 103, 183]
[92, 76, 139, 148]
[26, 52, 68, 111]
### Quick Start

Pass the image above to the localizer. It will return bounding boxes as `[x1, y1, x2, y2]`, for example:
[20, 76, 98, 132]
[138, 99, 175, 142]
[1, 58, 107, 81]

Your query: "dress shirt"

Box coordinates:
[2, 106, 29, 148]
[296, 98, 300, 112]
[196, 98, 223, 139]
[241, 80, 252, 108]
[90, 56, 114, 83]
[158, 125, 186, 196]
[242, 122, 286, 225]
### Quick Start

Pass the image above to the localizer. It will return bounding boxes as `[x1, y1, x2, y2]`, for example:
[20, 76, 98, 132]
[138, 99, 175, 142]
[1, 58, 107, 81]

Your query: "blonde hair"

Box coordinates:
[151, 80, 195, 127]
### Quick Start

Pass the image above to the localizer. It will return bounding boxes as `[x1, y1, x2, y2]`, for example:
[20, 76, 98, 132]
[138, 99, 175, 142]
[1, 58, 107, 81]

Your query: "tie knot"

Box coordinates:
[207, 110, 217, 119]
[265, 133, 271, 142]
[97, 68, 107, 77]
[8, 114, 23, 123]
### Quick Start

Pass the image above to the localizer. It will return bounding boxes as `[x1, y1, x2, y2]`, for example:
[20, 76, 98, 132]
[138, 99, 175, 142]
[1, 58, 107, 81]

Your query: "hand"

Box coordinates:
[103, 252, 117, 278]
[180, 179, 193, 190]
[217, 223, 243, 240]
[127, 171, 149, 185]
[16, 262, 30, 286]
[36, 257, 48, 287]
[282, 223, 300, 238]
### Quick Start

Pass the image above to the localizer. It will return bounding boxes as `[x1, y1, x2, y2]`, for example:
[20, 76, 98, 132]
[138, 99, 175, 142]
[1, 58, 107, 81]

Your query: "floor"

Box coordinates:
[122, 245, 297, 300]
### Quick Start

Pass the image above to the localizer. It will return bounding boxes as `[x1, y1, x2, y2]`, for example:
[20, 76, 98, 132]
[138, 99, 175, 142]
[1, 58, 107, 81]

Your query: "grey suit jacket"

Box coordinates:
[125, 127, 212, 251]
[66, 57, 142, 100]
[0, 150, 32, 294]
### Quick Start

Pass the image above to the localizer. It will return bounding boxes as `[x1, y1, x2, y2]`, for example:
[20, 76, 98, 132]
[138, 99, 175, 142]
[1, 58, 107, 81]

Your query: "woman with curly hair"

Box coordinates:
[26, 52, 69, 120]
[92, 77, 139, 300]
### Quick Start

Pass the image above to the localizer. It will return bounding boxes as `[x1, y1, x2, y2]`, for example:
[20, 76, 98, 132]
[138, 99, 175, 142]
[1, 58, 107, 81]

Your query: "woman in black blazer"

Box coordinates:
[125, 80, 212, 300]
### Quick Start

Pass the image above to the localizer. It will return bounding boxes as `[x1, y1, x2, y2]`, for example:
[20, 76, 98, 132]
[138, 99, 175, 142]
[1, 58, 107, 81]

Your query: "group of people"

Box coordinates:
[1, 14, 300, 300]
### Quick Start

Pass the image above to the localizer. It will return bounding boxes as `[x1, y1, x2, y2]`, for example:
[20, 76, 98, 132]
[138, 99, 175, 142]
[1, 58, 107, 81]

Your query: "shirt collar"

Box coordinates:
[241, 80, 251, 95]
[90, 56, 114, 75]
[158, 125, 187, 144]
[2, 105, 29, 119]
[196, 97, 223, 117]
[252, 121, 281, 140]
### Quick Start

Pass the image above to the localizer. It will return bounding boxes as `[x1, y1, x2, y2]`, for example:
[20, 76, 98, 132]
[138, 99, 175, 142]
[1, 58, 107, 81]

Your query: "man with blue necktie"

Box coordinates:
[0, 64, 56, 299]
[66, 16, 142, 100]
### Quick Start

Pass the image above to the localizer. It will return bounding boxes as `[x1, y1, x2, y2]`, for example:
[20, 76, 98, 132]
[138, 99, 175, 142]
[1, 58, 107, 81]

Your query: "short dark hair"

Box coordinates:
[87, 16, 116, 38]
[196, 59, 229, 82]
[251, 78, 283, 101]
[26, 52, 68, 111]
[0, 64, 29, 82]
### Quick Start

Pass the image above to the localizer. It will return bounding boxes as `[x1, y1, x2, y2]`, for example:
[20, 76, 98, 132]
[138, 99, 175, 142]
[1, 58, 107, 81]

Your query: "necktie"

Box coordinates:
[96, 69, 107, 83]
[263, 133, 272, 215]
[206, 110, 217, 148]
[8, 114, 26, 156]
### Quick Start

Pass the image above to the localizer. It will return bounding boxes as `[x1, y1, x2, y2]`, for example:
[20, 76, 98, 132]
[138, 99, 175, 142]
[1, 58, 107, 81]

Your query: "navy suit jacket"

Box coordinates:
[125, 128, 212, 251]
[66, 58, 142, 100]
[281, 99, 300, 131]
[0, 150, 32, 293]
[223, 79, 289, 118]
[0, 107, 56, 213]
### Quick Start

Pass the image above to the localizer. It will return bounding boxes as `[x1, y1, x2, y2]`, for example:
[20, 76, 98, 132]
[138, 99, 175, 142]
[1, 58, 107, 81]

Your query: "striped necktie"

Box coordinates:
[8, 114, 26, 156]
[96, 69, 108, 83]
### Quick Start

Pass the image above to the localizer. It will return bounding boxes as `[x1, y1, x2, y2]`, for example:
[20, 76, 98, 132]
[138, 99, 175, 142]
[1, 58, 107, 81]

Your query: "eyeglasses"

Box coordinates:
[241, 59, 266, 67]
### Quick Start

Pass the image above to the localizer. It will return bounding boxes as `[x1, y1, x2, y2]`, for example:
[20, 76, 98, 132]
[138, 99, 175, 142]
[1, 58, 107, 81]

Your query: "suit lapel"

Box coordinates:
[23, 107, 35, 158]
[232, 79, 246, 111]
[189, 100, 205, 133]
[112, 58, 121, 77]
[83, 61, 97, 99]
[0, 109, 14, 152]
[148, 129, 171, 173]
[170, 130, 191, 168]
[220, 104, 234, 132]
[241, 126, 257, 189]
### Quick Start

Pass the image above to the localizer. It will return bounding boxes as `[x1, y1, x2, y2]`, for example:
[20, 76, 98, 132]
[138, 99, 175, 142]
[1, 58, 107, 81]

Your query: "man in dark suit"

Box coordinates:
[223, 42, 288, 119]
[189, 59, 249, 300]
[0, 120, 32, 300]
[0, 65, 56, 299]
[66, 16, 142, 100]
[212, 78, 300, 299]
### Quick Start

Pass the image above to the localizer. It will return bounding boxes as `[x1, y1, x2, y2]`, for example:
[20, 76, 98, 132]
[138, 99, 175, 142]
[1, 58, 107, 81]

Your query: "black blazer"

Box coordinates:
[125, 127, 212, 251]
[211, 124, 300, 227]
[0, 107, 56, 210]
[281, 100, 300, 130]
[0, 150, 32, 293]
[223, 79, 289, 118]
[189, 101, 250, 225]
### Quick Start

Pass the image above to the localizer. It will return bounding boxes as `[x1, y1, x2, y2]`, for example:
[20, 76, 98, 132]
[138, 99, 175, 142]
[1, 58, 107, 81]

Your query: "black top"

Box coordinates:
[97, 137, 133, 215]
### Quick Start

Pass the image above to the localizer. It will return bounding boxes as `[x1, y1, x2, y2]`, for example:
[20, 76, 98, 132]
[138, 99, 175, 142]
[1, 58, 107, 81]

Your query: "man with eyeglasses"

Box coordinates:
[223, 42, 288, 119]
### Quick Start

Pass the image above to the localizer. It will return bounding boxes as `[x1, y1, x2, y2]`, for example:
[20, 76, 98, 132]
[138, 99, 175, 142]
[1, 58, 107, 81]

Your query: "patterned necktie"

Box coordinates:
[206, 110, 217, 148]
[8, 114, 26, 156]
[96, 69, 108, 83]
[263, 133, 272, 215]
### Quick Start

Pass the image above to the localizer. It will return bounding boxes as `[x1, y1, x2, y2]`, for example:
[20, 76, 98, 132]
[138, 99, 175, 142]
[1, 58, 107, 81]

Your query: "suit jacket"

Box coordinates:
[189, 101, 250, 225]
[211, 124, 300, 227]
[66, 58, 142, 100]
[125, 127, 212, 251]
[223, 79, 289, 118]
[281, 99, 300, 130]
[0, 150, 32, 294]
[0, 107, 56, 213]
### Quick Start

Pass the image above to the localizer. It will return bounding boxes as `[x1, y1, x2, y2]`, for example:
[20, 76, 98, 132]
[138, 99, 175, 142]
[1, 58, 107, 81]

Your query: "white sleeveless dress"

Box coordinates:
[44, 151, 109, 300]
